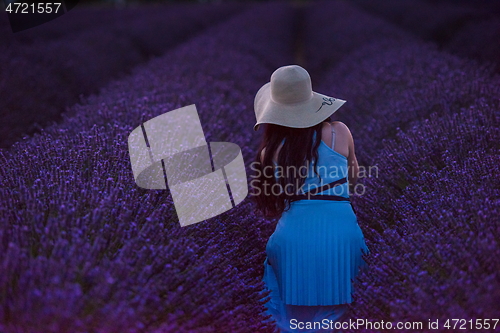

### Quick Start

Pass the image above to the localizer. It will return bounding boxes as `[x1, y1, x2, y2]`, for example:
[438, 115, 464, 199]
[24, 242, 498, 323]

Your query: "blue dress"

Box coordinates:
[261, 131, 369, 332]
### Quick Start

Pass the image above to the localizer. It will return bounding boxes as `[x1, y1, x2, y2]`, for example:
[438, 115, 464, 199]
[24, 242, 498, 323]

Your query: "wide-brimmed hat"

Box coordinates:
[253, 65, 346, 131]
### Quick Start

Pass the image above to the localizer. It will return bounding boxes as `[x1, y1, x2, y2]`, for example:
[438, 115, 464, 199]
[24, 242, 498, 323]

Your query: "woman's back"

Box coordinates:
[301, 122, 350, 198]
[261, 121, 354, 199]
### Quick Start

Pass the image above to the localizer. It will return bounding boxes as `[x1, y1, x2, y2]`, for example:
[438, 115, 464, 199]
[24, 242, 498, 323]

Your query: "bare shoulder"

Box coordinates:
[332, 121, 356, 158]
[321, 120, 349, 132]
[330, 121, 351, 134]
[331, 121, 354, 140]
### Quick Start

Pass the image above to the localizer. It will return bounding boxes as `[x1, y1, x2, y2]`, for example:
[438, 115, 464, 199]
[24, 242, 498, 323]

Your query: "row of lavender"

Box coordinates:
[305, 0, 500, 328]
[0, 3, 295, 332]
[351, 0, 500, 72]
[1, 5, 136, 45]
[0, 3, 243, 148]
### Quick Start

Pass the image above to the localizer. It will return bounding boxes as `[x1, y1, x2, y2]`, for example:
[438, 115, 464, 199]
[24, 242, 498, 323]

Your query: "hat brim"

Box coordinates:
[253, 82, 346, 131]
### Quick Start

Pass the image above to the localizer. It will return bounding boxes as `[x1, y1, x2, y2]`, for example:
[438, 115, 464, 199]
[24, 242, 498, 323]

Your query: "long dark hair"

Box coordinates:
[251, 117, 331, 218]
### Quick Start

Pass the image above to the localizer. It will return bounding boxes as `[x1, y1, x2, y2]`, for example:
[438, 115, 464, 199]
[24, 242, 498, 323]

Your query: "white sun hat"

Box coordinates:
[253, 65, 346, 131]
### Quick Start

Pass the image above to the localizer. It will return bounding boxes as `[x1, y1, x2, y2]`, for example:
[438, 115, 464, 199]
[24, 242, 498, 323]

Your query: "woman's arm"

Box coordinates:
[332, 121, 359, 193]
[346, 126, 359, 193]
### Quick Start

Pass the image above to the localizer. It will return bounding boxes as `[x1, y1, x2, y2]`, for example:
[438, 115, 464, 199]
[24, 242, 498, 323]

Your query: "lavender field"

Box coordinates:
[351, 0, 500, 72]
[0, 0, 499, 332]
[0, 2, 243, 148]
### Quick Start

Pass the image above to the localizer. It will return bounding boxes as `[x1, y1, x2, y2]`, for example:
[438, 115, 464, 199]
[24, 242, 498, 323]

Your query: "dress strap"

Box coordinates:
[331, 125, 336, 150]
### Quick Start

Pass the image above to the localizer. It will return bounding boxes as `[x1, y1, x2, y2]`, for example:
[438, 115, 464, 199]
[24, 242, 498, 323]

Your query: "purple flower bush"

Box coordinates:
[446, 17, 500, 72]
[350, 0, 490, 43]
[0, 3, 243, 148]
[351, 0, 500, 71]
[307, 2, 500, 163]
[321, 40, 500, 162]
[1, 5, 134, 45]
[305, 0, 500, 329]
[302, 0, 408, 84]
[349, 104, 500, 331]
[0, 3, 294, 332]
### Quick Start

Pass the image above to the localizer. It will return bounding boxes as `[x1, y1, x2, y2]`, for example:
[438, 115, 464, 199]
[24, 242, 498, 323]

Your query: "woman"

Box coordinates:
[252, 65, 369, 332]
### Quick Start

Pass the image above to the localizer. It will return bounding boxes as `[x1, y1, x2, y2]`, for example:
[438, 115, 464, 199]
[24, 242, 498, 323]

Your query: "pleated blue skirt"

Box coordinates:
[261, 200, 369, 332]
